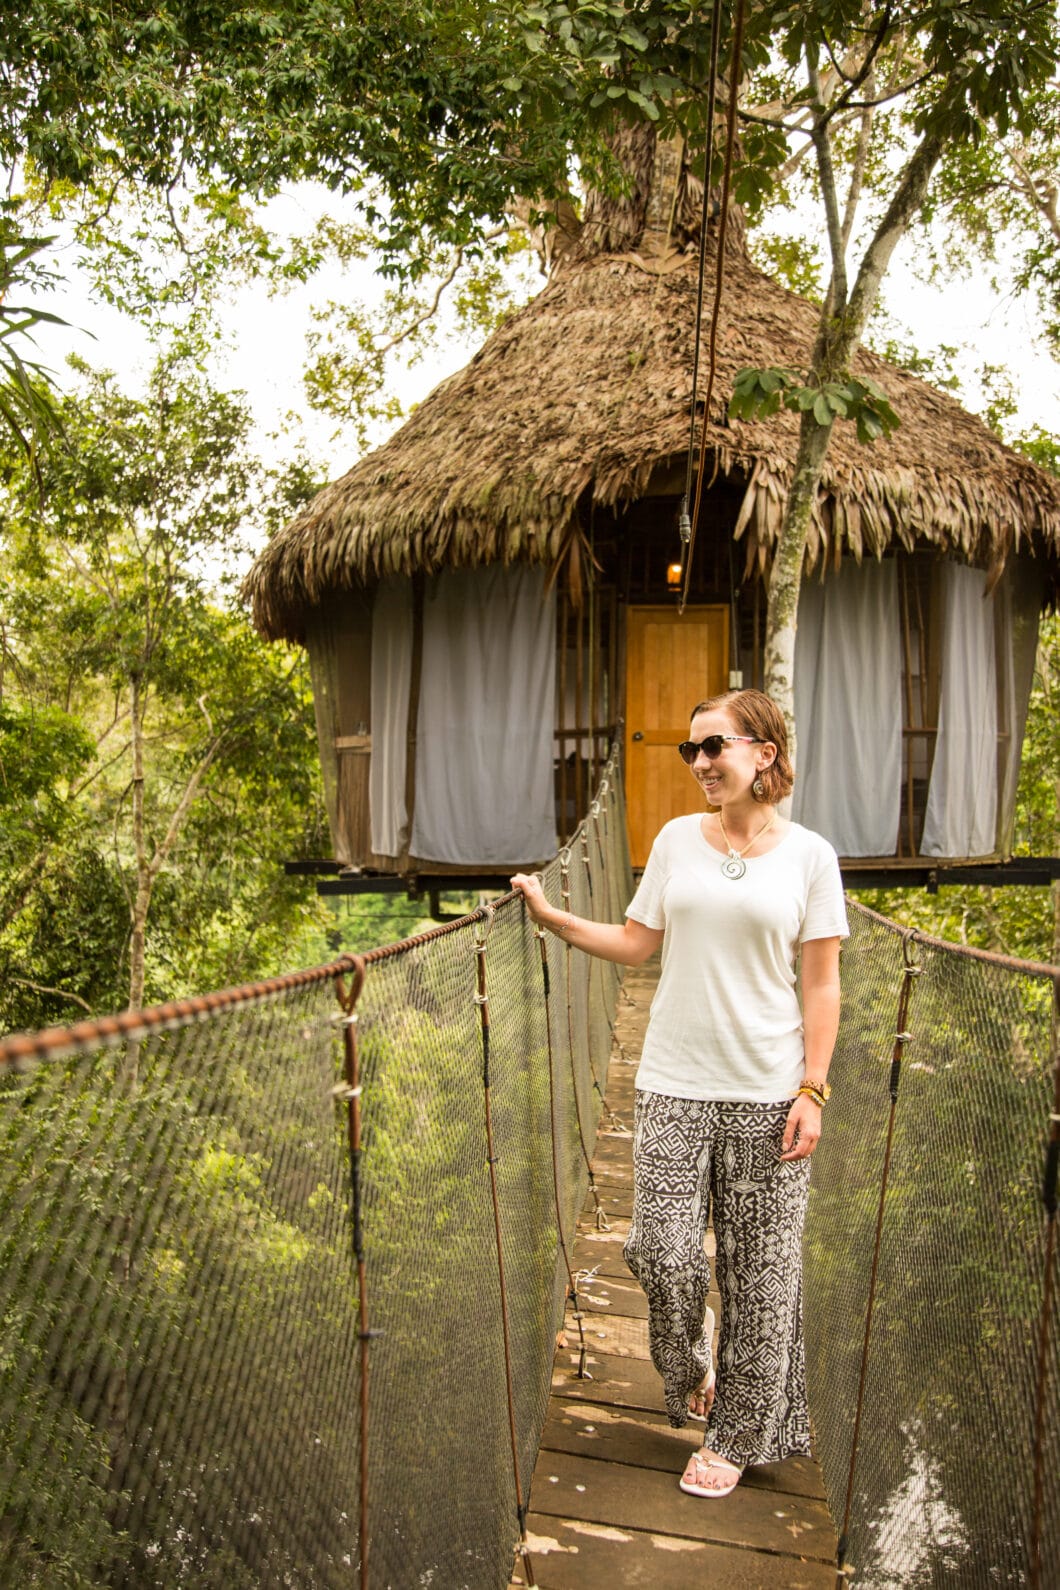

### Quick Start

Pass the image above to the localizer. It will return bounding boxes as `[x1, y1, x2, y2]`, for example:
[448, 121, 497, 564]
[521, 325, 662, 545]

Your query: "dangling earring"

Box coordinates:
[753, 776, 765, 798]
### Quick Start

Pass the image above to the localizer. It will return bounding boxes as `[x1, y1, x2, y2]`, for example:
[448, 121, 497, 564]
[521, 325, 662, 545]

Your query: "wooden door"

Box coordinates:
[624, 605, 730, 867]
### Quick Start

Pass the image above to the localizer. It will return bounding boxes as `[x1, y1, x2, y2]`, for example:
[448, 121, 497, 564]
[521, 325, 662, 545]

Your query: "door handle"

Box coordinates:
[632, 731, 644, 741]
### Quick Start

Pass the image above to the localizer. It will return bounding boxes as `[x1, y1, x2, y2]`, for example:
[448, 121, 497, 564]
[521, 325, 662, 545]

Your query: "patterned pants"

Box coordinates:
[623, 1090, 812, 1469]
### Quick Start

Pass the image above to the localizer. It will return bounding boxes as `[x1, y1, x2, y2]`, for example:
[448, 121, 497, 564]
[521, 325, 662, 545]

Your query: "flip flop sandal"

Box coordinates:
[678, 1450, 744, 1499]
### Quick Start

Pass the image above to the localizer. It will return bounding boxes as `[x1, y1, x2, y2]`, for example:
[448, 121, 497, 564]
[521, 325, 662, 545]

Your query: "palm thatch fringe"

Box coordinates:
[245, 245, 1060, 641]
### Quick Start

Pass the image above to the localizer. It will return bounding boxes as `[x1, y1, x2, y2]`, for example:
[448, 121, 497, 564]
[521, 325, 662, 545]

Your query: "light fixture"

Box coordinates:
[667, 562, 683, 589]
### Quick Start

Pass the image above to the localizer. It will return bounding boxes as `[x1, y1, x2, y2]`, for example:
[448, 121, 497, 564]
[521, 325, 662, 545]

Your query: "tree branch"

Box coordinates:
[847, 127, 947, 341]
[840, 92, 876, 258]
[9, 975, 93, 1014]
[373, 226, 506, 357]
[145, 732, 226, 890]
[807, 48, 849, 314]
[1004, 140, 1060, 245]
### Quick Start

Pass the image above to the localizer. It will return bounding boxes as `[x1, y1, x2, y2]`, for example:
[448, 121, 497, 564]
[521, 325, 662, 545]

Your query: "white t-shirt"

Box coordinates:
[626, 815, 849, 1102]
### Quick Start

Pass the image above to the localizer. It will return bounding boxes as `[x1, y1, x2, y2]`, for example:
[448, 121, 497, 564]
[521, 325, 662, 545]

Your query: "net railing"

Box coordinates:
[805, 901, 1060, 1590]
[0, 761, 633, 1590]
[3, 763, 1059, 1590]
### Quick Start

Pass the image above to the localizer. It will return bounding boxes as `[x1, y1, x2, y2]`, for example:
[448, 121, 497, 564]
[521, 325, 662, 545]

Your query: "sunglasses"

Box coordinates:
[677, 735, 762, 764]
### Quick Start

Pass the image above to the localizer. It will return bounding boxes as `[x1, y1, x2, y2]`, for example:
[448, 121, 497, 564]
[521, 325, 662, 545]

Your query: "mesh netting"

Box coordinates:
[0, 978, 362, 1587]
[5, 766, 1059, 1590]
[0, 765, 632, 1590]
[805, 900, 1060, 1589]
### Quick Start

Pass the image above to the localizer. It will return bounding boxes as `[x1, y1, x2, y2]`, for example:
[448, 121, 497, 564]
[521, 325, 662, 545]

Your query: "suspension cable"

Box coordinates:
[558, 846, 609, 1233]
[534, 919, 592, 1379]
[834, 935, 921, 1587]
[678, 0, 723, 556]
[679, 0, 747, 615]
[333, 957, 373, 1590]
[473, 909, 536, 1589]
[1029, 969, 1060, 1590]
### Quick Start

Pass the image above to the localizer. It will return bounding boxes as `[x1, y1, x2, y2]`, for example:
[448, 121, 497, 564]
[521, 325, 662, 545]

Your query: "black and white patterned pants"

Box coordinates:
[623, 1089, 812, 1469]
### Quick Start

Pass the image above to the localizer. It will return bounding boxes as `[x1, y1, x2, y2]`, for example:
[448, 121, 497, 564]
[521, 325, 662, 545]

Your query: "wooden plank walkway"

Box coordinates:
[510, 961, 838, 1590]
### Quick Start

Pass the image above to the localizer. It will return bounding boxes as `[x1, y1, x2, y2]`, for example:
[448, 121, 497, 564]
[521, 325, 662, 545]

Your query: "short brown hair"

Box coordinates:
[690, 689, 794, 804]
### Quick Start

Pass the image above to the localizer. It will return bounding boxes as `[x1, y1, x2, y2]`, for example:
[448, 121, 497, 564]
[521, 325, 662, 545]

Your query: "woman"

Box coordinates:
[512, 688, 846, 1498]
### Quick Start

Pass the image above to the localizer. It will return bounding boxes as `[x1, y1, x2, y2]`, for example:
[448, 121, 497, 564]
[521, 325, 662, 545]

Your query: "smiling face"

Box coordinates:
[687, 706, 777, 809]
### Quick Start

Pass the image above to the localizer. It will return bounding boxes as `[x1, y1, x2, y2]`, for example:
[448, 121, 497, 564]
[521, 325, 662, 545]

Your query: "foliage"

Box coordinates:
[0, 213, 68, 467]
[0, 350, 333, 1029]
[294, 219, 539, 448]
[2, 1, 726, 267]
[729, 365, 901, 444]
[747, 230, 826, 303]
[923, 79, 1060, 360]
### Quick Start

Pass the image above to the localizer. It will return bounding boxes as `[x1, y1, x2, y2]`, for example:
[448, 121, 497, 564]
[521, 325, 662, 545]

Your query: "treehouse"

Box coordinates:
[244, 131, 1060, 891]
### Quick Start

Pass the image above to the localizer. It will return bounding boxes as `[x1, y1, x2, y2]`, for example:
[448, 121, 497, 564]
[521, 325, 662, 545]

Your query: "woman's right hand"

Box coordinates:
[510, 872, 552, 926]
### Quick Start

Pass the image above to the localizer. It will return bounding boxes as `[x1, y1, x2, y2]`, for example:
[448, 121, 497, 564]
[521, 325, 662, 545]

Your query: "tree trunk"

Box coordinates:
[764, 407, 836, 771]
[1052, 773, 1060, 968]
[127, 672, 150, 1014]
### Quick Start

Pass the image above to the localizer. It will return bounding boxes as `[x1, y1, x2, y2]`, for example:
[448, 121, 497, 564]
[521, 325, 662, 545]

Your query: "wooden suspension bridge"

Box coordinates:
[509, 957, 837, 1590]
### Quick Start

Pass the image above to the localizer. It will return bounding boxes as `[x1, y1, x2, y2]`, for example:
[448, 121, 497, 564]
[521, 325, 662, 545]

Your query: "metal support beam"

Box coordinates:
[841, 857, 1060, 890]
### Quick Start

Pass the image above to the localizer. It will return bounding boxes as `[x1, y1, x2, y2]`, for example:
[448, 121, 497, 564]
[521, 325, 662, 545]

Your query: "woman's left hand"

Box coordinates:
[779, 1095, 822, 1161]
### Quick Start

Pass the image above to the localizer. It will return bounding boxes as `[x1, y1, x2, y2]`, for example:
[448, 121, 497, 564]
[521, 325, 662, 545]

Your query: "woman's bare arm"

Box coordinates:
[780, 935, 842, 1162]
[510, 872, 663, 966]
[799, 935, 842, 1083]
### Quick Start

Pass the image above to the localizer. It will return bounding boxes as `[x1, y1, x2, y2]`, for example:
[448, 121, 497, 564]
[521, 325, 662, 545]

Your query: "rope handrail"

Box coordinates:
[0, 896, 525, 1070]
[849, 896, 1060, 981]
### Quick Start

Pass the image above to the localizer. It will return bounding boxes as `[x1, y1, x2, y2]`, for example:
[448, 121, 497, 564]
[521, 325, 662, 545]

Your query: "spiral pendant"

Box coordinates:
[721, 853, 746, 880]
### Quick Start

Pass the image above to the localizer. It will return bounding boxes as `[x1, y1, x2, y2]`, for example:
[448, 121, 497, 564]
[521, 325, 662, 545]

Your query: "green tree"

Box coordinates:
[0, 350, 331, 1027]
[0, 216, 69, 467]
[722, 0, 1059, 746]
[2, 1, 724, 267]
[925, 78, 1060, 361]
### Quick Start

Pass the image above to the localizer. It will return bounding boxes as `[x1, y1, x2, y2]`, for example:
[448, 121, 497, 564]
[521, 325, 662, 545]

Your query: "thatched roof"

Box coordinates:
[246, 242, 1060, 641]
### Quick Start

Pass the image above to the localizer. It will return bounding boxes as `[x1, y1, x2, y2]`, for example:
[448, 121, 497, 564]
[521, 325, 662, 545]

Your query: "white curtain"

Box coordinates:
[369, 577, 414, 857]
[921, 564, 997, 857]
[994, 558, 1042, 854]
[792, 558, 901, 856]
[411, 564, 558, 864]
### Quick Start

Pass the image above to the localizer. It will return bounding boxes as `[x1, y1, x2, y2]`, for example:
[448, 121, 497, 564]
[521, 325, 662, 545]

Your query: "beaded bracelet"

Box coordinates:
[797, 1082, 828, 1107]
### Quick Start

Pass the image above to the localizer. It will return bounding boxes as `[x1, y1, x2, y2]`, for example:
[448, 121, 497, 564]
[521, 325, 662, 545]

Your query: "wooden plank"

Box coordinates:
[567, 1309, 650, 1360]
[541, 1399, 826, 1500]
[553, 1346, 699, 1414]
[512, 1514, 836, 1589]
[528, 1449, 835, 1562]
[513, 959, 839, 1586]
[582, 1183, 633, 1221]
[575, 1271, 651, 1320]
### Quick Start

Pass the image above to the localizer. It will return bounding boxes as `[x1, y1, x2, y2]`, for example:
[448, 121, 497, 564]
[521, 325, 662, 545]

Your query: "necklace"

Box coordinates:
[716, 809, 777, 880]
